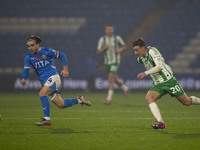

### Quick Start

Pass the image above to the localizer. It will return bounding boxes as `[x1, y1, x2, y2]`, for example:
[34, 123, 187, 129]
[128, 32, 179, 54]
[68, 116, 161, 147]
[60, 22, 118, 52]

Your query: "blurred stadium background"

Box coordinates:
[0, 0, 200, 93]
[1, 1, 200, 150]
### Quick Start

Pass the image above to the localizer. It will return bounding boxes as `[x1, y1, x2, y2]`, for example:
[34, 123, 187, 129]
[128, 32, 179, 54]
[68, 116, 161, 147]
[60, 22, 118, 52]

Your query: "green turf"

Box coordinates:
[0, 92, 200, 150]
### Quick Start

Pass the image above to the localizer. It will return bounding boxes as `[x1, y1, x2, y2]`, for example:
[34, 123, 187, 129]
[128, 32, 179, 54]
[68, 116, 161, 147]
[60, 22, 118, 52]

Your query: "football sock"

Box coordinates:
[44, 117, 50, 120]
[40, 96, 50, 118]
[107, 90, 113, 102]
[191, 96, 200, 105]
[121, 84, 128, 92]
[63, 99, 79, 108]
[149, 102, 164, 122]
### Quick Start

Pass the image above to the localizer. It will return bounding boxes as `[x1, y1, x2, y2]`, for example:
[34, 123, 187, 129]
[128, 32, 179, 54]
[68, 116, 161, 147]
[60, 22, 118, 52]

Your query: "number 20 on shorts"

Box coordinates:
[170, 85, 181, 94]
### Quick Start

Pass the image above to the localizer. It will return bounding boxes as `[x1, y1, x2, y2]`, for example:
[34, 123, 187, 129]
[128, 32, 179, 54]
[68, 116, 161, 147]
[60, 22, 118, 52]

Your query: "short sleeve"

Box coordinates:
[116, 36, 125, 46]
[97, 37, 104, 49]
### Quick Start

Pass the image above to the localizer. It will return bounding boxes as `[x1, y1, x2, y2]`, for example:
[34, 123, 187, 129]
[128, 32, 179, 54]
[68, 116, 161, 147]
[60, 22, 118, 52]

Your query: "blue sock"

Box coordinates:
[64, 99, 78, 108]
[40, 96, 50, 117]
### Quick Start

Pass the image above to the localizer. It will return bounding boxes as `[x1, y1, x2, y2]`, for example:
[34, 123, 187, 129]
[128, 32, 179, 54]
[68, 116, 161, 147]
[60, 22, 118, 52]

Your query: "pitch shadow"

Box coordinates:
[47, 128, 90, 134]
[160, 131, 200, 139]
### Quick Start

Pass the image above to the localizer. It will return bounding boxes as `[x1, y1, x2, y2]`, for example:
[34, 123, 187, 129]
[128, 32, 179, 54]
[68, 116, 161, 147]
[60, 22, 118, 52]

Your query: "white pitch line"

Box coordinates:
[1, 109, 200, 114]
[1, 117, 200, 120]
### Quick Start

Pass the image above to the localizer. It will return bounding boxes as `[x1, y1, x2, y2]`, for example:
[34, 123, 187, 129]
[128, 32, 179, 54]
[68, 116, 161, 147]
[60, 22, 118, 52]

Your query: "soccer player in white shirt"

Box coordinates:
[97, 25, 129, 104]
[133, 38, 200, 129]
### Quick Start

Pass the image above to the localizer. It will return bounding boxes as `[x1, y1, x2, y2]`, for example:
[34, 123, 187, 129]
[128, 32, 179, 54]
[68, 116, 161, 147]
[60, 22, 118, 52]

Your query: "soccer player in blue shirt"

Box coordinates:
[21, 35, 91, 126]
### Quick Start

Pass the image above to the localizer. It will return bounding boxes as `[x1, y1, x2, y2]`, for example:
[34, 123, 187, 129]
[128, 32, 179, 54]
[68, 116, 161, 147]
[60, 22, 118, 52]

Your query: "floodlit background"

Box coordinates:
[0, 0, 200, 92]
[1, 1, 200, 150]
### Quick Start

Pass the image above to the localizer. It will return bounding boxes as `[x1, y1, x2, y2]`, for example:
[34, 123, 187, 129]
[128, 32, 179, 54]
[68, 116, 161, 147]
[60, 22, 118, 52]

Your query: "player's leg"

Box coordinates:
[37, 85, 52, 126]
[176, 93, 200, 106]
[104, 73, 115, 104]
[110, 63, 128, 93]
[36, 75, 60, 126]
[176, 93, 192, 106]
[51, 93, 79, 108]
[146, 91, 164, 122]
[51, 93, 91, 108]
[51, 93, 64, 108]
[167, 77, 200, 105]
[47, 75, 79, 108]
[39, 85, 52, 119]
[146, 89, 166, 129]
[47, 74, 91, 107]
[105, 64, 123, 104]
[114, 75, 129, 99]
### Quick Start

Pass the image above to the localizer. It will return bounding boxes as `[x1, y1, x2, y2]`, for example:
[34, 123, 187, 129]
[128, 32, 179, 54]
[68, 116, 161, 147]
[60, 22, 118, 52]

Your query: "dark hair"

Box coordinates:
[26, 35, 43, 44]
[132, 38, 145, 47]
[105, 24, 114, 28]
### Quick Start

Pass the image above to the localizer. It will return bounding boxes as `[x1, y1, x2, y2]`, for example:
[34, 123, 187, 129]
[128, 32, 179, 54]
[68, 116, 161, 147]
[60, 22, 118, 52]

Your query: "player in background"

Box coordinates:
[21, 35, 91, 126]
[133, 38, 200, 129]
[97, 25, 129, 104]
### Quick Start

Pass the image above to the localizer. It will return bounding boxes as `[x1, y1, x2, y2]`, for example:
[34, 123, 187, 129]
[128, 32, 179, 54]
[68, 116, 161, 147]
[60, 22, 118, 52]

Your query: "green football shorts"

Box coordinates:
[149, 77, 185, 97]
[106, 63, 119, 74]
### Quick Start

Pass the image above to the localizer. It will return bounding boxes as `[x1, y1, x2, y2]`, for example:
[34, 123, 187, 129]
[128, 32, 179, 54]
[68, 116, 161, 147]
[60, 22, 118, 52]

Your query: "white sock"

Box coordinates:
[77, 98, 82, 104]
[107, 90, 113, 102]
[191, 96, 200, 105]
[44, 117, 50, 120]
[121, 84, 128, 92]
[149, 102, 164, 122]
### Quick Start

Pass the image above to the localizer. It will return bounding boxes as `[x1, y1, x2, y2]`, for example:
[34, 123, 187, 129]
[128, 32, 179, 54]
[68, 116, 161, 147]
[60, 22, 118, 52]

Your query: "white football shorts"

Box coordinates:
[44, 74, 61, 92]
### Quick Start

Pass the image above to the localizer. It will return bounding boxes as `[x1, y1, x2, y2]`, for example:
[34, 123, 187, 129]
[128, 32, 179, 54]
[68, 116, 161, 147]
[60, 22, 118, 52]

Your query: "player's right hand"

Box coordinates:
[21, 79, 26, 86]
[137, 72, 147, 80]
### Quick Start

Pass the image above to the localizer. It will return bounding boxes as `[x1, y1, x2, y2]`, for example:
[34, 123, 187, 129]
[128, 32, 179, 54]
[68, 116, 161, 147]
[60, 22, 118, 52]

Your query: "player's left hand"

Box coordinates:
[21, 79, 26, 86]
[60, 70, 69, 78]
[137, 72, 147, 80]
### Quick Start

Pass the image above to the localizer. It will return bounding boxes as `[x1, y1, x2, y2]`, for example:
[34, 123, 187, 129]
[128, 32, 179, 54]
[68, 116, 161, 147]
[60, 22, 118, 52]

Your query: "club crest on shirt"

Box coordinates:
[42, 54, 46, 59]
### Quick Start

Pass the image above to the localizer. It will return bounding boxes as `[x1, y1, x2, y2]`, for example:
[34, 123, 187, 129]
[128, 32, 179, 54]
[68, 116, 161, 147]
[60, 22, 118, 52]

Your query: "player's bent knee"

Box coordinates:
[54, 100, 65, 109]
[108, 74, 115, 80]
[145, 95, 154, 104]
[56, 103, 64, 109]
[39, 92, 43, 97]
[39, 91, 48, 97]
[177, 97, 192, 106]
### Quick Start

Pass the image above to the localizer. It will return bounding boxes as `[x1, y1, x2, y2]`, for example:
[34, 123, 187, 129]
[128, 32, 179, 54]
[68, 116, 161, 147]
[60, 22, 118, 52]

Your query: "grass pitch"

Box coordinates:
[0, 92, 200, 150]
